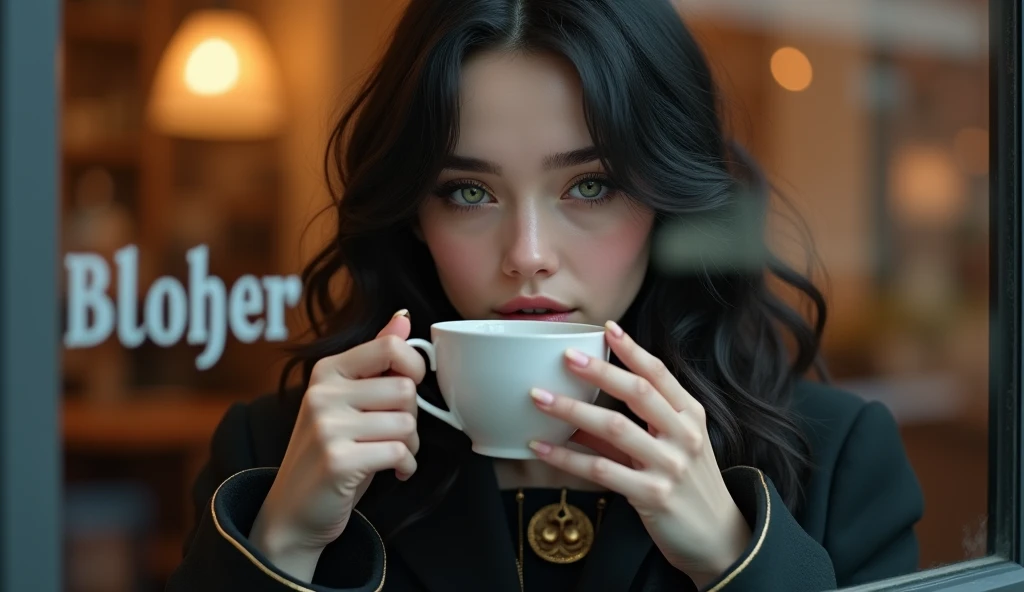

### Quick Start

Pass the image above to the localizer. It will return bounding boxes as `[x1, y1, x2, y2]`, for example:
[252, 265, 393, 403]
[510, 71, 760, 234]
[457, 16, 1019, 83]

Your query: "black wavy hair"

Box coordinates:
[280, 0, 827, 538]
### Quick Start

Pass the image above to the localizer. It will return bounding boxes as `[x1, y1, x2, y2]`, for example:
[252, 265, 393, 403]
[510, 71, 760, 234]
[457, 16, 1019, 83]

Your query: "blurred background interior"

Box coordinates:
[57, 0, 990, 590]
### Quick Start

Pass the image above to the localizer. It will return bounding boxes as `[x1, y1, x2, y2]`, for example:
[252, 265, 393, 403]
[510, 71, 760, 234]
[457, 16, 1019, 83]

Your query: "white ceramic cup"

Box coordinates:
[406, 320, 609, 459]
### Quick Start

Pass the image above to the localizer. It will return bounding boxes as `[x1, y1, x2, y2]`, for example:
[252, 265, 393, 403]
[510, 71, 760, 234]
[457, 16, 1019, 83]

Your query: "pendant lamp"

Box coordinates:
[147, 8, 285, 139]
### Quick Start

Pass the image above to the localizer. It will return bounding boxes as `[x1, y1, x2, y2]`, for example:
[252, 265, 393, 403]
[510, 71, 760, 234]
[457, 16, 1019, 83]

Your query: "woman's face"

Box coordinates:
[418, 51, 655, 326]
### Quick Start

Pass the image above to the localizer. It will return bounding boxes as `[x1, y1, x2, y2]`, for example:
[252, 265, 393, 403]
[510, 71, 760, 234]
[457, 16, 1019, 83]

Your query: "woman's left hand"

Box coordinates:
[528, 321, 752, 587]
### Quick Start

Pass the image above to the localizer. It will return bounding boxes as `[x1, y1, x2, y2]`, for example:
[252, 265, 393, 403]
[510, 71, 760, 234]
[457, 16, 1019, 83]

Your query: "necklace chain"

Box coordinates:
[516, 490, 525, 592]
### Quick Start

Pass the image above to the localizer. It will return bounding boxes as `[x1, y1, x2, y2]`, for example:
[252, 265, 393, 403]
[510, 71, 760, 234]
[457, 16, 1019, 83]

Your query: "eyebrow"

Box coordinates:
[442, 147, 600, 175]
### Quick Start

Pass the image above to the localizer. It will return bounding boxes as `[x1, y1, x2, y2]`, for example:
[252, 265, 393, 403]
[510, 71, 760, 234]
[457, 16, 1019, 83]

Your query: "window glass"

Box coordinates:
[677, 0, 990, 570]
[56, 0, 991, 588]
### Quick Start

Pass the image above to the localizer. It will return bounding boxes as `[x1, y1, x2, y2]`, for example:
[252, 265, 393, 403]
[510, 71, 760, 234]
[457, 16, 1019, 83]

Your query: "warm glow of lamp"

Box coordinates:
[184, 38, 240, 95]
[147, 9, 285, 139]
[890, 144, 966, 226]
[771, 47, 813, 92]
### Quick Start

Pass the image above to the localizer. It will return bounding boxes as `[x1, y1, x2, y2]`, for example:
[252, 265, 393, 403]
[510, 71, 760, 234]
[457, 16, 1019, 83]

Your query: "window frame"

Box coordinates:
[1, 1, 1023, 591]
[0, 0, 61, 591]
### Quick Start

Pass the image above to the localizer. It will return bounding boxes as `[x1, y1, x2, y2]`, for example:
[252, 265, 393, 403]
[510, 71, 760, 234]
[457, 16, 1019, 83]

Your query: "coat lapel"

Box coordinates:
[381, 453, 522, 592]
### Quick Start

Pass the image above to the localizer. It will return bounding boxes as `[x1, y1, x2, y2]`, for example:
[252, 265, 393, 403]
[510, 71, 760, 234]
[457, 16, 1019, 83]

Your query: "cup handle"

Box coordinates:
[406, 338, 464, 432]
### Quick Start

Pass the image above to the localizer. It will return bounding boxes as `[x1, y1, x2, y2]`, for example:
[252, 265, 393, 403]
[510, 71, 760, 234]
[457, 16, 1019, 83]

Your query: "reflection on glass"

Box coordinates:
[58, 0, 990, 589]
[682, 0, 989, 568]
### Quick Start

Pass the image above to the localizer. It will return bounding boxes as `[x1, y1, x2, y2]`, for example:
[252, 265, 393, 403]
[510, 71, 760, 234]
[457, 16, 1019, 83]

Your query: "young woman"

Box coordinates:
[168, 0, 923, 590]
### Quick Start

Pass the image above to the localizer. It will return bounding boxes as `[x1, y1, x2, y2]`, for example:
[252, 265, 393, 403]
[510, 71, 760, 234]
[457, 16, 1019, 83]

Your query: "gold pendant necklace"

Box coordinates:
[528, 489, 596, 563]
[515, 489, 607, 592]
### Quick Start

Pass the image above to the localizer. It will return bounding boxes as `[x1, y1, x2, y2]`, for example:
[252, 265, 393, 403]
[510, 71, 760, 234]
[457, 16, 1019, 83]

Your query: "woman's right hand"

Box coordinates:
[250, 310, 425, 581]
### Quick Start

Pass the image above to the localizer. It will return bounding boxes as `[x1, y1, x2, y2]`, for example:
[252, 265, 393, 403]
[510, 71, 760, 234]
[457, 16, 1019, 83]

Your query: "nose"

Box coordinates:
[500, 201, 559, 278]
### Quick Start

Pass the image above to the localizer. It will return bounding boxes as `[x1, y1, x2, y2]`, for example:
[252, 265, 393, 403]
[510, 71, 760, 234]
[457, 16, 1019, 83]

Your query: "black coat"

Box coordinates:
[166, 380, 924, 591]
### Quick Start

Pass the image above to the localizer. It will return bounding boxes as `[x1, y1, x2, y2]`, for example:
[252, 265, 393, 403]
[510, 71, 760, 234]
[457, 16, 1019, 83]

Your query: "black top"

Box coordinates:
[499, 488, 608, 591]
[166, 380, 925, 591]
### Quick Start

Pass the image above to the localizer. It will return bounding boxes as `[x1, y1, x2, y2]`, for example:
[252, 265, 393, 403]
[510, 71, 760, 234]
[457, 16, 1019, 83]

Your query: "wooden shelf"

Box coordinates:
[63, 135, 141, 167]
[58, 2, 289, 587]
[57, 1, 282, 588]
[63, 393, 241, 452]
[64, 3, 143, 45]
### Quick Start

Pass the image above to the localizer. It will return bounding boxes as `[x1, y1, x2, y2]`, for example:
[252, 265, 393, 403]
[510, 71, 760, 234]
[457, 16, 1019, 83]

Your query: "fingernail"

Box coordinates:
[529, 388, 555, 406]
[396, 470, 411, 481]
[565, 348, 590, 367]
[392, 309, 410, 319]
[605, 320, 624, 338]
[529, 440, 553, 455]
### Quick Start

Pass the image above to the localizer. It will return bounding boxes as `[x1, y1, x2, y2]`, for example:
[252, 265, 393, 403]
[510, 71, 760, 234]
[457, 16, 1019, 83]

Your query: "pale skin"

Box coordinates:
[250, 49, 749, 588]
[418, 50, 652, 493]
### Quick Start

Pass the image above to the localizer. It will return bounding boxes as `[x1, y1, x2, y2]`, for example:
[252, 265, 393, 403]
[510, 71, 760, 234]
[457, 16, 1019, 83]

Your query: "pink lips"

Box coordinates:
[494, 296, 576, 322]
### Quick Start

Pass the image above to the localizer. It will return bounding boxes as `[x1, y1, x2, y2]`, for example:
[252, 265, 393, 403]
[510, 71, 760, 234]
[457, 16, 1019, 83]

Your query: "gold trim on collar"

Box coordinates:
[706, 467, 771, 592]
[208, 467, 387, 592]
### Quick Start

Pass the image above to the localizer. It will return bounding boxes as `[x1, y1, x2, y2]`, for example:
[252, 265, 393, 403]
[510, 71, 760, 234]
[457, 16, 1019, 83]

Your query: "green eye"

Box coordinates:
[577, 180, 603, 198]
[569, 178, 612, 201]
[458, 186, 486, 204]
[433, 180, 493, 208]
